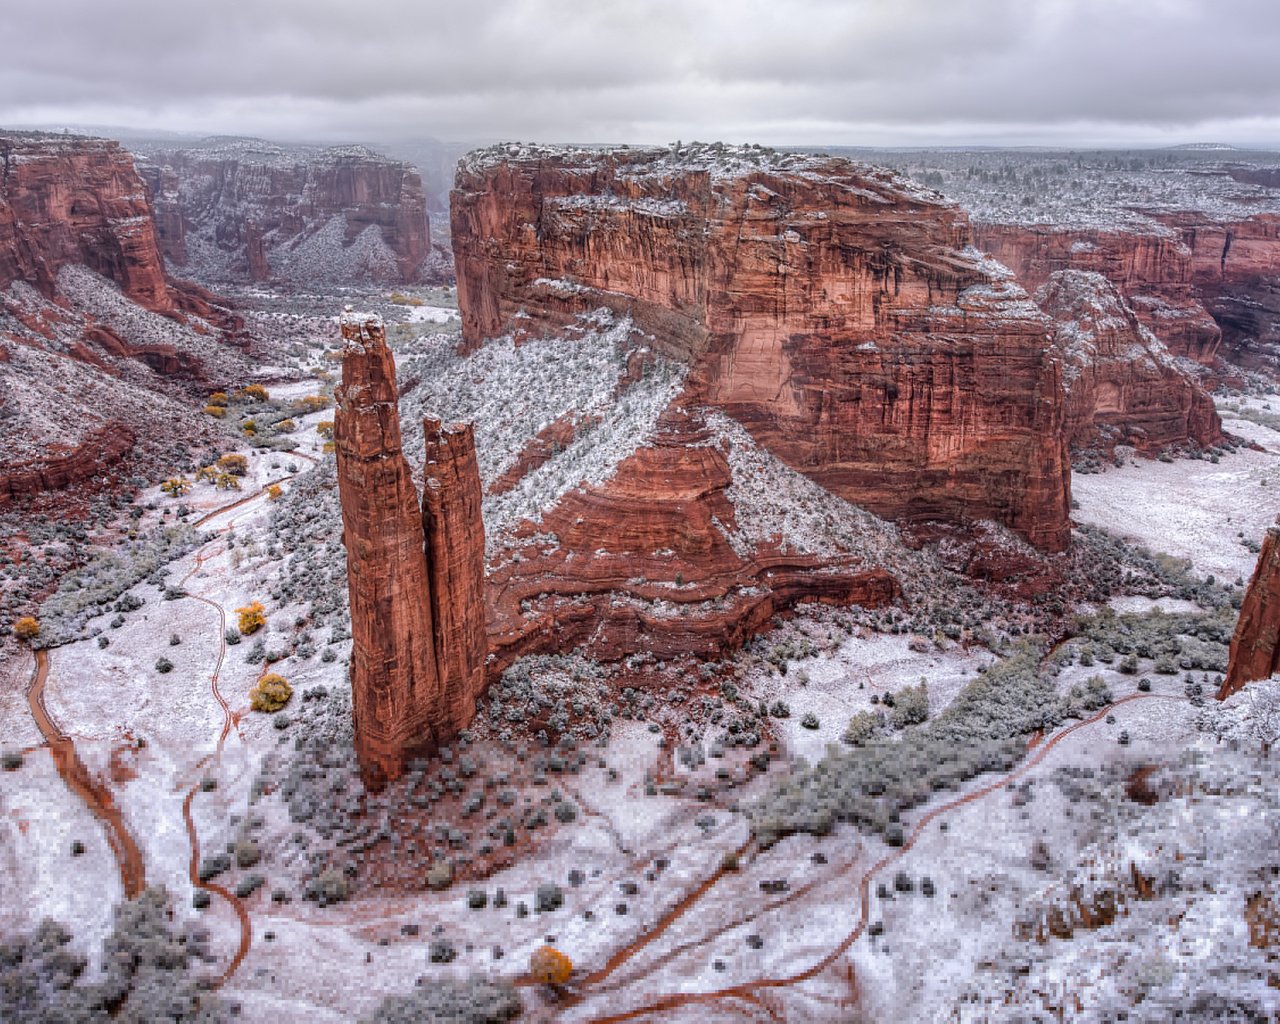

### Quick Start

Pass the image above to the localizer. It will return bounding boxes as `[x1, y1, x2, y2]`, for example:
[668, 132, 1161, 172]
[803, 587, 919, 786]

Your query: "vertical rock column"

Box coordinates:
[335, 309, 443, 788]
[422, 418, 488, 721]
[1219, 520, 1280, 700]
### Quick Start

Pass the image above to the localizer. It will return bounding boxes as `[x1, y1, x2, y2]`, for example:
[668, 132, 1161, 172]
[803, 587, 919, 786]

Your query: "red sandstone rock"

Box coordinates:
[422, 418, 487, 722]
[136, 142, 431, 285]
[452, 145, 1072, 552]
[1219, 521, 1280, 700]
[1036, 270, 1222, 453]
[335, 312, 486, 786]
[0, 421, 135, 507]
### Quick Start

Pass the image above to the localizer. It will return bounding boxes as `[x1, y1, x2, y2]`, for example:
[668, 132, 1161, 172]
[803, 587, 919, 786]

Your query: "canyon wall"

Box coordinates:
[335, 311, 485, 787]
[453, 144, 1072, 552]
[975, 215, 1280, 374]
[1219, 521, 1280, 700]
[136, 140, 431, 285]
[1036, 270, 1222, 453]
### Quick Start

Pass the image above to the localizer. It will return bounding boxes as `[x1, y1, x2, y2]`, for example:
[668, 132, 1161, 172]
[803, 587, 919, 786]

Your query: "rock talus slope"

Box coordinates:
[335, 312, 486, 786]
[452, 144, 1072, 552]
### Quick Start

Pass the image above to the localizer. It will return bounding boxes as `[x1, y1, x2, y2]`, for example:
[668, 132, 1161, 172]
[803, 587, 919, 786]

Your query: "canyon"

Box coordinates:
[453, 143, 1072, 553]
[135, 139, 434, 286]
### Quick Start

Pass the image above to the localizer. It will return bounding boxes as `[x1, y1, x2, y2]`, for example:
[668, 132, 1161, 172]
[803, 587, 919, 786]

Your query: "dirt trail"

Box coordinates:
[575, 692, 1187, 1023]
[25, 649, 146, 898]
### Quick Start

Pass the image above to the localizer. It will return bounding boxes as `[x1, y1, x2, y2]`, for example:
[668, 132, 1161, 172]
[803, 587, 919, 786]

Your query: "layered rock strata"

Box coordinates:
[136, 140, 431, 285]
[335, 311, 485, 786]
[452, 144, 1072, 552]
[1219, 521, 1280, 700]
[1037, 270, 1222, 453]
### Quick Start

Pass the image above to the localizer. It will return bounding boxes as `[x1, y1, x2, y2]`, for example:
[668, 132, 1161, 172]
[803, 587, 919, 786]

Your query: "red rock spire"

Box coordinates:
[335, 309, 487, 788]
[1219, 519, 1280, 701]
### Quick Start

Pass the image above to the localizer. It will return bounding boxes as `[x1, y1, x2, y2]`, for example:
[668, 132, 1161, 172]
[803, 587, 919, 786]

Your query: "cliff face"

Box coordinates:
[335, 312, 486, 787]
[1219, 521, 1280, 700]
[975, 216, 1280, 374]
[136, 140, 430, 285]
[1037, 270, 1222, 453]
[1, 133, 175, 312]
[453, 144, 1072, 552]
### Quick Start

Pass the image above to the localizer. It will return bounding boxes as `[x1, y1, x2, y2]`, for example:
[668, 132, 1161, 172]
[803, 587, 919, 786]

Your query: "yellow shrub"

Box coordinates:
[299, 395, 332, 414]
[217, 454, 248, 476]
[389, 291, 424, 306]
[276, 419, 296, 433]
[237, 384, 270, 403]
[208, 391, 229, 407]
[160, 477, 191, 498]
[241, 420, 257, 436]
[316, 420, 334, 439]
[529, 946, 573, 986]
[235, 601, 266, 635]
[266, 484, 283, 501]
[12, 616, 40, 641]
[250, 673, 292, 713]
[322, 440, 336, 455]
[204, 405, 227, 419]
[195, 465, 218, 483]
[215, 472, 241, 491]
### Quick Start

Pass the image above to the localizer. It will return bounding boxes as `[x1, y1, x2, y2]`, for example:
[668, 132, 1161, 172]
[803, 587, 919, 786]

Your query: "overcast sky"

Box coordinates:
[4, 0, 1280, 149]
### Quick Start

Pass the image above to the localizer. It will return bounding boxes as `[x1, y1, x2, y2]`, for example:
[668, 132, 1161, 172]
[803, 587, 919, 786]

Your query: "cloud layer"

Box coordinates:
[4, 0, 1279, 146]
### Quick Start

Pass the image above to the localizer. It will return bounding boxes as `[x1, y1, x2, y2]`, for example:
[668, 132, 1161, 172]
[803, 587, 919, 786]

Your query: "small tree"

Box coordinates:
[250, 673, 292, 713]
[215, 472, 242, 491]
[236, 601, 266, 635]
[195, 465, 219, 484]
[12, 616, 39, 641]
[1250, 683, 1280, 756]
[217, 454, 249, 477]
[160, 477, 191, 498]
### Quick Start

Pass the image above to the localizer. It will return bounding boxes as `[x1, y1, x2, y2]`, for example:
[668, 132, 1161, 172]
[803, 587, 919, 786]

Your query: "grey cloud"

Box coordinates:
[2, 0, 1279, 146]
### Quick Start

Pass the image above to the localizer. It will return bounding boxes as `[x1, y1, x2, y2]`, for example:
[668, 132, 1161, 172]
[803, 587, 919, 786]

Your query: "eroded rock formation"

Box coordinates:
[135, 140, 431, 285]
[1037, 270, 1222, 453]
[335, 311, 485, 786]
[452, 144, 1072, 552]
[1219, 521, 1280, 700]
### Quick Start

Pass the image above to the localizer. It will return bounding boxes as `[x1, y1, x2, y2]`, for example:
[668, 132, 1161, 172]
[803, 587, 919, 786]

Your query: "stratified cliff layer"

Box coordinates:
[335, 311, 486, 787]
[975, 215, 1280, 374]
[135, 139, 431, 285]
[1037, 270, 1222, 454]
[1219, 521, 1280, 700]
[452, 143, 1072, 552]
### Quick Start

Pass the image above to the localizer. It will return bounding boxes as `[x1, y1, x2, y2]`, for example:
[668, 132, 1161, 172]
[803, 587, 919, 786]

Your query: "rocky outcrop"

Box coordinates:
[1219, 521, 1280, 700]
[0, 421, 135, 507]
[135, 139, 431, 285]
[335, 311, 485, 787]
[484, 404, 901, 677]
[975, 215, 1280, 375]
[1037, 270, 1222, 453]
[453, 144, 1072, 552]
[1, 133, 175, 312]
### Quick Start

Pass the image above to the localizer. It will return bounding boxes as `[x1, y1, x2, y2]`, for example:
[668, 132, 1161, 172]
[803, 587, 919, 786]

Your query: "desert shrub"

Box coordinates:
[304, 867, 349, 906]
[749, 645, 1107, 846]
[236, 384, 270, 403]
[299, 395, 332, 413]
[13, 615, 39, 640]
[529, 945, 573, 986]
[203, 405, 226, 419]
[535, 883, 564, 912]
[843, 709, 884, 746]
[214, 472, 241, 491]
[154, 657, 173, 674]
[241, 420, 258, 437]
[275, 419, 297, 433]
[250, 673, 292, 713]
[362, 977, 520, 1024]
[889, 680, 930, 728]
[800, 713, 820, 730]
[316, 420, 334, 439]
[217, 454, 249, 477]
[159, 478, 191, 498]
[236, 601, 266, 635]
[266, 484, 283, 501]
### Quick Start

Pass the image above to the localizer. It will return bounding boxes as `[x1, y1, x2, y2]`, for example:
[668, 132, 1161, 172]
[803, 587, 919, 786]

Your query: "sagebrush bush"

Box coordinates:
[236, 601, 266, 635]
[250, 673, 292, 713]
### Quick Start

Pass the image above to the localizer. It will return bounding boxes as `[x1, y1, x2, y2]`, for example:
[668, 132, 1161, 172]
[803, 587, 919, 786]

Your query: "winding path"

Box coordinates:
[571, 692, 1187, 1023]
[24, 649, 147, 898]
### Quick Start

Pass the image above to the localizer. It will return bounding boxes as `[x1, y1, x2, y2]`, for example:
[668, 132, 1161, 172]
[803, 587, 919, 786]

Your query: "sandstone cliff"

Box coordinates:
[135, 139, 431, 285]
[335, 311, 486, 787]
[975, 215, 1280, 375]
[1036, 270, 1222, 454]
[1219, 521, 1280, 700]
[452, 143, 1072, 552]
